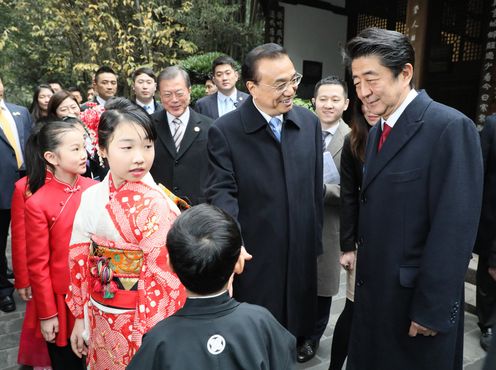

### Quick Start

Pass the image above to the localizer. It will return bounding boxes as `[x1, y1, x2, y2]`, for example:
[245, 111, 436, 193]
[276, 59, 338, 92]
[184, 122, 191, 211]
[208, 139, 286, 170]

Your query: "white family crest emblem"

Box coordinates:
[207, 334, 226, 355]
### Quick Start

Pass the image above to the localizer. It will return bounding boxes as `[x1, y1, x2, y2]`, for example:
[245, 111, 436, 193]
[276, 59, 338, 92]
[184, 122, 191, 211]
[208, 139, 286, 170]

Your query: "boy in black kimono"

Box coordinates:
[127, 204, 296, 370]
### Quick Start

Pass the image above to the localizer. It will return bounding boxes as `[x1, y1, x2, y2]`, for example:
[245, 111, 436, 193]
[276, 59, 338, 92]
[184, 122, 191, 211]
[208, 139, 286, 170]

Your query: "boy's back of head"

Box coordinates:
[166, 204, 242, 295]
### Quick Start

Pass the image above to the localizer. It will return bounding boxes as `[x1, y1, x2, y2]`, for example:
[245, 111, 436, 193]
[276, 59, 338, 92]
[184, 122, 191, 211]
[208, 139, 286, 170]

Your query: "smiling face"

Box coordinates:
[247, 55, 297, 116]
[56, 97, 81, 118]
[159, 75, 191, 117]
[313, 83, 349, 129]
[351, 55, 412, 120]
[44, 126, 88, 184]
[100, 121, 155, 189]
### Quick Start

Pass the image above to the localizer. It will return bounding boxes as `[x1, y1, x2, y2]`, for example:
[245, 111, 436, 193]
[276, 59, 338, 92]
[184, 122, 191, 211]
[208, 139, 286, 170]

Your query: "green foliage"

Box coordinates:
[0, 0, 264, 105]
[190, 84, 206, 105]
[179, 52, 224, 84]
[293, 97, 314, 111]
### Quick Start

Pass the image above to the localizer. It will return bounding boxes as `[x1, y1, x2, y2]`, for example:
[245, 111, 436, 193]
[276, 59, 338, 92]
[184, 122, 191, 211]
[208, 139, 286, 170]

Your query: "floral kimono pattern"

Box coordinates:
[66, 173, 186, 369]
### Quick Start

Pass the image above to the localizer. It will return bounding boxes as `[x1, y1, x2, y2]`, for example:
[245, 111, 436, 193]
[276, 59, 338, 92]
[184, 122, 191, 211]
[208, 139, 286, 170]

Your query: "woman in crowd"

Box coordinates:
[66, 98, 186, 369]
[29, 84, 54, 123]
[329, 100, 379, 370]
[23, 119, 96, 369]
[47, 90, 81, 119]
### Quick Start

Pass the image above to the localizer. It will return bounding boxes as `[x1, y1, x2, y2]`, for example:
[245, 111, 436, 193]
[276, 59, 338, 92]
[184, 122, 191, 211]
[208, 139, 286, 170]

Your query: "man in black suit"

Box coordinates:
[81, 66, 117, 110]
[195, 55, 248, 119]
[344, 27, 482, 370]
[205, 43, 323, 355]
[0, 76, 32, 312]
[474, 114, 496, 351]
[150, 66, 213, 205]
[131, 67, 162, 115]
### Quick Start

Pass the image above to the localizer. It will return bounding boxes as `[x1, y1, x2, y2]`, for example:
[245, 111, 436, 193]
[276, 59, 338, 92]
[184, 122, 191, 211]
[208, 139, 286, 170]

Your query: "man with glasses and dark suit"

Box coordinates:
[205, 43, 323, 358]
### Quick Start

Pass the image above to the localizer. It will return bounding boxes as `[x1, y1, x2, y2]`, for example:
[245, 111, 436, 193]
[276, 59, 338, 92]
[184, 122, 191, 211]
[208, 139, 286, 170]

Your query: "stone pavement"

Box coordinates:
[0, 246, 489, 370]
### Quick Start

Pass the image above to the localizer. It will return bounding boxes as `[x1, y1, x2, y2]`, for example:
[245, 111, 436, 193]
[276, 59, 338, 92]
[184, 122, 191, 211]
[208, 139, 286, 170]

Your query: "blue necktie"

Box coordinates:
[269, 117, 282, 142]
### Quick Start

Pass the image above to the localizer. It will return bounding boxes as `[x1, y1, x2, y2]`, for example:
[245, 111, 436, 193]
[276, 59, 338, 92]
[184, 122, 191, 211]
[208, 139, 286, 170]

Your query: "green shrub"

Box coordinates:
[293, 97, 314, 112]
[190, 84, 206, 105]
[179, 52, 225, 84]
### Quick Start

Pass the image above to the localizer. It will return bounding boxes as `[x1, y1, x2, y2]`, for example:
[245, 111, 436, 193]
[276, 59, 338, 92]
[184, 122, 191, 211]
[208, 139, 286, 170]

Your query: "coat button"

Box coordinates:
[173, 186, 179, 192]
[357, 237, 364, 246]
[356, 280, 364, 287]
[60, 201, 64, 206]
[361, 194, 367, 204]
[174, 160, 179, 166]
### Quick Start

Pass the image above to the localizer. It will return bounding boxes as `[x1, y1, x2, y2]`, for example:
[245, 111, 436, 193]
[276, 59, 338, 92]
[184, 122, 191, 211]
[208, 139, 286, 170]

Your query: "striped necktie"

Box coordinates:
[0, 108, 22, 168]
[172, 118, 183, 151]
[322, 131, 331, 152]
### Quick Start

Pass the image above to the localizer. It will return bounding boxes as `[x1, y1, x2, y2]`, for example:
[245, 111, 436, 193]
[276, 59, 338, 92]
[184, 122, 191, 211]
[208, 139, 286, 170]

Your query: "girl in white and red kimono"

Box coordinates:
[66, 98, 186, 369]
[24, 119, 97, 369]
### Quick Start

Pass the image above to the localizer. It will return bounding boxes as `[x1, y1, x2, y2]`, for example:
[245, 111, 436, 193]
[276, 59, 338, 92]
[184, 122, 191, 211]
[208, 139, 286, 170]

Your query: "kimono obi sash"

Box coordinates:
[89, 242, 143, 309]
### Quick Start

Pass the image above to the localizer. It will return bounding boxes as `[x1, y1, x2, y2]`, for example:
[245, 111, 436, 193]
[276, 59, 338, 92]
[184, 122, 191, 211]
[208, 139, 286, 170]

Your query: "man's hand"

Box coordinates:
[408, 321, 437, 337]
[340, 251, 356, 271]
[17, 286, 32, 301]
[70, 318, 88, 358]
[40, 316, 59, 342]
[488, 267, 496, 281]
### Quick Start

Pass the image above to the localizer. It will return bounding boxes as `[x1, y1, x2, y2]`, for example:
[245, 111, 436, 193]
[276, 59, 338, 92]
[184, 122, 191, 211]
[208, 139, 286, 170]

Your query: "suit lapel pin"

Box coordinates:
[194, 126, 200, 132]
[12, 112, 20, 116]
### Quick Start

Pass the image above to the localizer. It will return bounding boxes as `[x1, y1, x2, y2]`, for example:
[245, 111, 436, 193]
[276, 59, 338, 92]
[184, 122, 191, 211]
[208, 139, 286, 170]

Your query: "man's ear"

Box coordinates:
[401, 63, 414, 86]
[246, 81, 256, 97]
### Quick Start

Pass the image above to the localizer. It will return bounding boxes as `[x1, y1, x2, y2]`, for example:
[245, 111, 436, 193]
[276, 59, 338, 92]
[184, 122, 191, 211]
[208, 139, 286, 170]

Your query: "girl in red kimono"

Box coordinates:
[24, 119, 97, 369]
[66, 98, 186, 369]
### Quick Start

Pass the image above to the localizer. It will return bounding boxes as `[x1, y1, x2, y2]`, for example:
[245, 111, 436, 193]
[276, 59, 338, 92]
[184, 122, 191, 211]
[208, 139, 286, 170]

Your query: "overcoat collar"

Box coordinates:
[174, 292, 240, 318]
[362, 90, 432, 191]
[154, 108, 205, 160]
[240, 96, 303, 136]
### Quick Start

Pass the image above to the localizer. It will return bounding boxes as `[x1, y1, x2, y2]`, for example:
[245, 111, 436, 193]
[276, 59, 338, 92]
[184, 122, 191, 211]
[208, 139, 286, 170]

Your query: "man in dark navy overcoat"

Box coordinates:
[342, 27, 483, 370]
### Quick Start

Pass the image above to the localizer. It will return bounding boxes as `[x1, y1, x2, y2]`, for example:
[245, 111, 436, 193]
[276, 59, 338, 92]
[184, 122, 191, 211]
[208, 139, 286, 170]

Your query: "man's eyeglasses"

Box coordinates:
[162, 90, 187, 100]
[257, 73, 303, 93]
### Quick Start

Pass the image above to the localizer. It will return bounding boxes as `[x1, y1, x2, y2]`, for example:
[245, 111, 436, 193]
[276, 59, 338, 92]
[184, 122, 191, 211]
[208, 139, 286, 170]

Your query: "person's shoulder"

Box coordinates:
[236, 302, 281, 323]
[190, 108, 214, 125]
[288, 104, 318, 122]
[79, 176, 98, 189]
[484, 114, 496, 129]
[14, 176, 28, 191]
[196, 93, 216, 106]
[5, 102, 29, 116]
[151, 108, 166, 122]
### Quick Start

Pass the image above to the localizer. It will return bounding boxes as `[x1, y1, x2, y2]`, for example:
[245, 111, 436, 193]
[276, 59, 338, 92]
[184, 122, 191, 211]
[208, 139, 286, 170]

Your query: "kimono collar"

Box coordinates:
[174, 292, 240, 318]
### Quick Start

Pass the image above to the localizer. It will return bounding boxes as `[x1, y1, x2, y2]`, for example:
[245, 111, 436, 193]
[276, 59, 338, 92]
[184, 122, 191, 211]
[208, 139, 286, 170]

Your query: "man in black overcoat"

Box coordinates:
[204, 43, 323, 351]
[474, 114, 496, 351]
[342, 27, 483, 370]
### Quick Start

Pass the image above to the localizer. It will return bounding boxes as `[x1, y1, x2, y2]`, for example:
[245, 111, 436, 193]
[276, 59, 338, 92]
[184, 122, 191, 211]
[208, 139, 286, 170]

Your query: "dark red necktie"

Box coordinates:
[378, 123, 392, 152]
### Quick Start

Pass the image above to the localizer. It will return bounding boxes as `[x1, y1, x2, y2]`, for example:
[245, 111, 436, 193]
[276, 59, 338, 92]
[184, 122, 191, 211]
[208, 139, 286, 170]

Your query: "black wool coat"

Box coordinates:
[205, 97, 323, 337]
